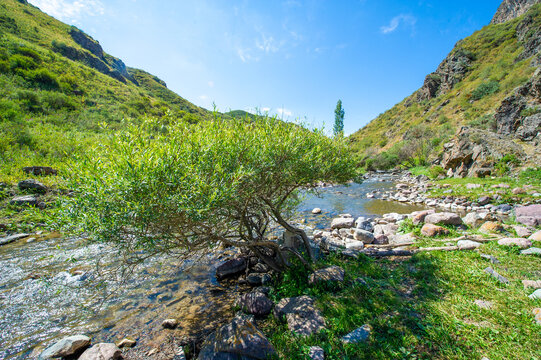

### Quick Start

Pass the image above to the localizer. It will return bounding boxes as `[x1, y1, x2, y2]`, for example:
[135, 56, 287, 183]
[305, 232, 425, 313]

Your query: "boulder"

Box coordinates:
[78, 343, 122, 360]
[341, 324, 371, 343]
[10, 195, 38, 207]
[477, 196, 491, 206]
[352, 229, 374, 243]
[355, 217, 373, 232]
[161, 319, 178, 329]
[479, 221, 504, 234]
[331, 217, 355, 229]
[373, 223, 399, 236]
[513, 226, 532, 238]
[529, 231, 541, 241]
[529, 289, 541, 300]
[274, 296, 326, 336]
[411, 210, 435, 225]
[522, 280, 541, 289]
[216, 258, 247, 280]
[344, 240, 364, 250]
[308, 266, 345, 285]
[421, 224, 449, 237]
[0, 233, 30, 246]
[246, 273, 271, 286]
[382, 213, 405, 223]
[308, 346, 325, 360]
[457, 240, 482, 250]
[373, 234, 389, 245]
[521, 247, 541, 256]
[497, 238, 532, 249]
[515, 205, 541, 227]
[38, 335, 91, 359]
[237, 292, 274, 317]
[425, 212, 462, 226]
[463, 212, 483, 228]
[388, 232, 416, 245]
[18, 179, 47, 193]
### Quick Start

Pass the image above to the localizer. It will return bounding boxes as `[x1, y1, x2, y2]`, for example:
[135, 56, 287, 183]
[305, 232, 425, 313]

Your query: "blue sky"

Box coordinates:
[28, 0, 502, 134]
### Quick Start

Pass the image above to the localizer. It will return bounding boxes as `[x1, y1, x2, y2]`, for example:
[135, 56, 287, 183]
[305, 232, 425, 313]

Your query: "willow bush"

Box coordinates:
[65, 114, 356, 271]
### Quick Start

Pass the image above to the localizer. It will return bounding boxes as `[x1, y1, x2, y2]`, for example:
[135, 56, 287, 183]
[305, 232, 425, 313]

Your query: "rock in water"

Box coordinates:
[216, 258, 246, 280]
[274, 296, 326, 336]
[331, 217, 355, 229]
[308, 266, 345, 285]
[341, 324, 372, 343]
[116, 338, 136, 348]
[197, 315, 276, 360]
[237, 292, 274, 317]
[424, 212, 463, 226]
[0, 233, 30, 246]
[161, 319, 178, 329]
[78, 343, 122, 360]
[312, 208, 322, 214]
[18, 179, 47, 193]
[39, 335, 91, 359]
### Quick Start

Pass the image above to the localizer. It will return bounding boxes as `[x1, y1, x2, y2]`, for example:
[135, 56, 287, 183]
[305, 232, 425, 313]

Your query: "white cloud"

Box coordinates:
[255, 34, 280, 53]
[198, 95, 209, 100]
[276, 108, 292, 117]
[28, 0, 104, 22]
[380, 14, 417, 34]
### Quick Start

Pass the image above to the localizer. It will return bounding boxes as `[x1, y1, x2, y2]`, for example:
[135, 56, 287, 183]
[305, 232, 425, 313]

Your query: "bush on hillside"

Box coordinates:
[64, 115, 357, 271]
[471, 80, 500, 100]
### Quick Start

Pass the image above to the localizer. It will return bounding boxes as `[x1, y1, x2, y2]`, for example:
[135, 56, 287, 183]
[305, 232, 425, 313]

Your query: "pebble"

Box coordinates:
[116, 338, 136, 348]
[162, 318, 178, 329]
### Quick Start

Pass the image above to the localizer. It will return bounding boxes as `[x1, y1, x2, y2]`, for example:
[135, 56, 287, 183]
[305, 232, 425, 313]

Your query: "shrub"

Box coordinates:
[468, 114, 496, 131]
[15, 89, 41, 112]
[64, 115, 357, 271]
[15, 47, 41, 62]
[428, 165, 446, 179]
[471, 81, 500, 100]
[9, 54, 37, 71]
[495, 154, 520, 176]
[29, 68, 59, 89]
[42, 92, 77, 110]
[521, 106, 541, 118]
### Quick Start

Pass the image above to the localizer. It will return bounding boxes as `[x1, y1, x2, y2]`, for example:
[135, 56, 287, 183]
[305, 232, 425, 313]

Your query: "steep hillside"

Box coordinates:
[349, 1, 541, 174]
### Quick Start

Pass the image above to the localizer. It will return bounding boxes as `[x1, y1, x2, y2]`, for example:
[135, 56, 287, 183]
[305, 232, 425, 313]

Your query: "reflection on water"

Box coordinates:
[0, 176, 425, 359]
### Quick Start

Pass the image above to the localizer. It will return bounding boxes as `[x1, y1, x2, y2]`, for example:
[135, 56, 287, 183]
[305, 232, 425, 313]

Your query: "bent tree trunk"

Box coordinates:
[270, 206, 316, 264]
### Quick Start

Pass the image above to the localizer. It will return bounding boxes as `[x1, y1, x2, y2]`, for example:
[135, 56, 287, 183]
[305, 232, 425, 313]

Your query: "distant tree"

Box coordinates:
[333, 100, 345, 137]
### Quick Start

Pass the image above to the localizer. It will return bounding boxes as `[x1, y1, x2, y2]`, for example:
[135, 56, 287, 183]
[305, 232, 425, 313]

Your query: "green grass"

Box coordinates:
[262, 232, 541, 359]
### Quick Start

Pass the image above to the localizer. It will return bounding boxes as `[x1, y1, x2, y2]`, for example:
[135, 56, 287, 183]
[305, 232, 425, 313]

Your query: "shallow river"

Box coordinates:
[0, 175, 426, 359]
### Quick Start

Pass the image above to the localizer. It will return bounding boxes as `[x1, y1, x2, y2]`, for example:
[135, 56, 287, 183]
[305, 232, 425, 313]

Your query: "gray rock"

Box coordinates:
[274, 296, 326, 336]
[425, 212, 463, 226]
[411, 209, 435, 225]
[10, 195, 38, 207]
[383, 213, 405, 223]
[308, 346, 325, 360]
[216, 258, 247, 280]
[457, 240, 482, 250]
[162, 318, 178, 329]
[116, 338, 136, 348]
[515, 204, 541, 227]
[78, 343, 122, 360]
[0, 233, 30, 246]
[308, 266, 344, 285]
[521, 247, 541, 256]
[246, 273, 271, 286]
[355, 218, 373, 232]
[39, 335, 91, 359]
[312, 208, 322, 214]
[341, 324, 371, 343]
[462, 212, 483, 228]
[480, 254, 500, 264]
[497, 238, 532, 249]
[198, 315, 276, 359]
[344, 240, 364, 250]
[478, 196, 491, 206]
[529, 231, 541, 241]
[513, 226, 532, 238]
[352, 229, 375, 243]
[18, 179, 47, 193]
[237, 291, 273, 317]
[474, 300, 494, 309]
[388, 232, 415, 245]
[484, 267, 509, 284]
[529, 289, 541, 300]
[331, 217, 355, 229]
[522, 280, 541, 289]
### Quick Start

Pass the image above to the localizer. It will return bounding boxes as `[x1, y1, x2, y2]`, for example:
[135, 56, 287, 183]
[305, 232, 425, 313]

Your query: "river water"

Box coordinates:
[0, 175, 426, 359]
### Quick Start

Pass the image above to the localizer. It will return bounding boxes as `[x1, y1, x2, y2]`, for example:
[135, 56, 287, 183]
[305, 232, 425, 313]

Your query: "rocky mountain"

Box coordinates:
[349, 0, 541, 176]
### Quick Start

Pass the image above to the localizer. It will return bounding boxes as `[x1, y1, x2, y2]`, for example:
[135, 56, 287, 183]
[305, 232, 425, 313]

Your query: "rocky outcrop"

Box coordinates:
[418, 48, 474, 101]
[491, 0, 540, 24]
[495, 69, 541, 140]
[441, 126, 526, 178]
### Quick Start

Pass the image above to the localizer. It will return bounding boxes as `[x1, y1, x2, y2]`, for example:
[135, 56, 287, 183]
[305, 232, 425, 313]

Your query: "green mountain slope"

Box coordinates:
[0, 0, 217, 176]
[349, 3, 541, 171]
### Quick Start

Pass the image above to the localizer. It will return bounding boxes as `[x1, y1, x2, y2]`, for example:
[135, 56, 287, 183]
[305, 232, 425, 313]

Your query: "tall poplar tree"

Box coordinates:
[334, 100, 345, 137]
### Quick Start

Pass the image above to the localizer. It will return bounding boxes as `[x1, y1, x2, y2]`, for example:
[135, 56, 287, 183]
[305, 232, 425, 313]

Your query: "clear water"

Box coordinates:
[0, 175, 425, 359]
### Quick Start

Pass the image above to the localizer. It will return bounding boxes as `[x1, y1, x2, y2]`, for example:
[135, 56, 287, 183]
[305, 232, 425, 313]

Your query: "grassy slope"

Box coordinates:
[263, 232, 541, 359]
[349, 5, 540, 163]
[0, 0, 212, 179]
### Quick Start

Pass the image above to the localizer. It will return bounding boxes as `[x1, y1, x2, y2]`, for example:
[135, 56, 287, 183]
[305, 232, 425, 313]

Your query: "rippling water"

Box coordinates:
[0, 175, 425, 359]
